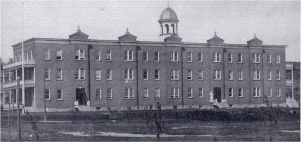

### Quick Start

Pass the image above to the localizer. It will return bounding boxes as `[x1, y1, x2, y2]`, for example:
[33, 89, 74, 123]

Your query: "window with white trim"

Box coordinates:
[45, 89, 50, 100]
[238, 71, 243, 80]
[268, 88, 273, 97]
[125, 88, 134, 99]
[188, 88, 193, 98]
[267, 71, 272, 80]
[155, 52, 160, 62]
[252, 53, 260, 63]
[228, 70, 233, 80]
[143, 69, 148, 80]
[96, 89, 101, 100]
[228, 53, 232, 63]
[125, 69, 134, 80]
[106, 51, 112, 61]
[171, 88, 180, 98]
[75, 69, 85, 80]
[155, 88, 160, 98]
[228, 88, 233, 97]
[198, 53, 203, 62]
[170, 70, 179, 80]
[44, 49, 50, 60]
[187, 52, 192, 62]
[276, 55, 281, 63]
[96, 50, 101, 61]
[276, 70, 281, 80]
[198, 70, 203, 80]
[267, 54, 271, 63]
[96, 70, 101, 80]
[106, 69, 112, 80]
[213, 70, 221, 80]
[107, 88, 112, 99]
[253, 70, 261, 80]
[238, 88, 243, 97]
[44, 69, 50, 80]
[155, 69, 160, 80]
[276, 88, 281, 97]
[56, 49, 62, 60]
[124, 50, 133, 61]
[143, 52, 148, 61]
[187, 70, 192, 80]
[143, 89, 149, 99]
[213, 52, 221, 62]
[57, 89, 63, 100]
[198, 88, 203, 98]
[253, 88, 261, 97]
[75, 49, 84, 60]
[170, 51, 179, 62]
[238, 53, 243, 63]
[56, 69, 62, 80]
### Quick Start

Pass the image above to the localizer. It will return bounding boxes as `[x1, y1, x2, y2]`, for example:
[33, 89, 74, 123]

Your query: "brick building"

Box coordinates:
[1, 7, 287, 112]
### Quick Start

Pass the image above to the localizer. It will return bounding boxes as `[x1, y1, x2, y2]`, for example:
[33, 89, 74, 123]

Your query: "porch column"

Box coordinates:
[8, 70, 11, 82]
[15, 69, 18, 81]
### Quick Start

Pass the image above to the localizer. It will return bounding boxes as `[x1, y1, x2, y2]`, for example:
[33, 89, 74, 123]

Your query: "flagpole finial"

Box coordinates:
[254, 33, 256, 38]
[214, 32, 217, 37]
[77, 26, 81, 32]
[126, 27, 129, 34]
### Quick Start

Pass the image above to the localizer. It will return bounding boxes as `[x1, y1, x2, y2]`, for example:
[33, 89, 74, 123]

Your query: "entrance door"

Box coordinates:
[76, 88, 87, 105]
[213, 87, 221, 103]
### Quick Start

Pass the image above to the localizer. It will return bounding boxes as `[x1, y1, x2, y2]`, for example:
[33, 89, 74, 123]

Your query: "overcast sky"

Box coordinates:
[1, 0, 300, 62]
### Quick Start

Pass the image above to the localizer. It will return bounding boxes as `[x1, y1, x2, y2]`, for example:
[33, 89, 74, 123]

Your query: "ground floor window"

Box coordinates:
[45, 89, 50, 100]
[57, 89, 63, 100]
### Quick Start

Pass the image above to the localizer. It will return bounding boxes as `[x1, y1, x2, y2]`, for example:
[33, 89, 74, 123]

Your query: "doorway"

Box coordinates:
[213, 87, 221, 103]
[76, 88, 87, 105]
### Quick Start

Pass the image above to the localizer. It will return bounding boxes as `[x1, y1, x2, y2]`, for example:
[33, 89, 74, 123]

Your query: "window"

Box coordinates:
[252, 53, 260, 63]
[253, 70, 261, 80]
[44, 49, 50, 60]
[106, 51, 112, 61]
[188, 88, 193, 98]
[213, 70, 221, 80]
[198, 70, 203, 80]
[171, 88, 180, 98]
[143, 52, 148, 61]
[267, 54, 271, 63]
[107, 88, 112, 99]
[30, 50, 33, 60]
[228, 53, 232, 63]
[106, 70, 112, 80]
[125, 88, 134, 99]
[96, 50, 101, 61]
[44, 69, 50, 80]
[124, 50, 133, 61]
[253, 88, 261, 97]
[45, 89, 50, 100]
[267, 71, 272, 80]
[198, 53, 203, 62]
[155, 52, 160, 62]
[143, 89, 149, 99]
[228, 88, 233, 97]
[170, 70, 179, 80]
[125, 69, 134, 80]
[268, 88, 273, 97]
[238, 53, 243, 63]
[276, 88, 281, 97]
[57, 89, 63, 100]
[96, 89, 101, 100]
[155, 88, 160, 98]
[75, 69, 85, 80]
[213, 52, 221, 62]
[276, 55, 280, 63]
[187, 70, 192, 80]
[198, 88, 203, 98]
[187, 52, 192, 62]
[276, 71, 281, 80]
[56, 69, 62, 80]
[96, 70, 101, 80]
[155, 70, 160, 80]
[238, 71, 243, 80]
[75, 49, 84, 60]
[143, 69, 148, 80]
[56, 49, 62, 60]
[228, 70, 233, 80]
[170, 51, 178, 62]
[238, 88, 243, 97]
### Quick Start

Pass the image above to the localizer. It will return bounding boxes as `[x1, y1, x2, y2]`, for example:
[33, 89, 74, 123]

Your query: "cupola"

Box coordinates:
[158, 7, 179, 36]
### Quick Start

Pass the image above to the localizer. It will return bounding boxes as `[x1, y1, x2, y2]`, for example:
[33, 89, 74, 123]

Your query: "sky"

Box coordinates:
[1, 0, 300, 62]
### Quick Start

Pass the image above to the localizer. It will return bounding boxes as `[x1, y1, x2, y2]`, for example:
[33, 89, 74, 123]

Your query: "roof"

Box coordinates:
[159, 7, 179, 22]
[247, 34, 263, 46]
[118, 29, 137, 42]
[69, 29, 89, 40]
[207, 33, 224, 45]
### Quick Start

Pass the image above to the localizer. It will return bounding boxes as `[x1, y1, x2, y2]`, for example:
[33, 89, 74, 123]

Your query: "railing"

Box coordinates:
[286, 80, 293, 85]
[3, 60, 35, 69]
[2, 80, 35, 88]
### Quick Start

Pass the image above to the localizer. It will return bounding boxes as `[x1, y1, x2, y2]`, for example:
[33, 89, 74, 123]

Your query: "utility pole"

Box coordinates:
[16, 77, 21, 141]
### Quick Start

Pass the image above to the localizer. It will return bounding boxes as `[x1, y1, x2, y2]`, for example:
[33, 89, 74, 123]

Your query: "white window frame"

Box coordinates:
[213, 70, 221, 80]
[228, 53, 232, 63]
[44, 49, 50, 60]
[96, 89, 101, 100]
[187, 70, 192, 80]
[143, 52, 148, 61]
[253, 53, 260, 63]
[228, 70, 233, 80]
[171, 88, 180, 98]
[238, 53, 243, 63]
[125, 88, 134, 99]
[107, 88, 112, 99]
[76, 69, 85, 80]
[198, 88, 203, 98]
[267, 54, 271, 63]
[267, 71, 272, 80]
[56, 49, 62, 60]
[213, 52, 221, 62]
[253, 70, 261, 80]
[124, 50, 134, 61]
[155, 52, 160, 62]
[106, 50, 112, 61]
[268, 88, 273, 97]
[198, 70, 203, 80]
[238, 88, 243, 97]
[143, 69, 148, 80]
[75, 49, 85, 60]
[57, 89, 63, 100]
[106, 69, 112, 80]
[276, 88, 281, 97]
[228, 88, 233, 97]
[45, 69, 50, 80]
[187, 52, 192, 62]
[56, 69, 62, 80]
[170, 51, 179, 62]
[155, 88, 160, 98]
[253, 88, 261, 97]
[170, 70, 180, 80]
[96, 50, 102, 61]
[155, 69, 160, 80]
[276, 70, 281, 80]
[188, 87, 193, 98]
[96, 70, 101, 80]
[125, 69, 134, 80]
[238, 71, 243, 80]
[45, 89, 50, 100]
[198, 52, 203, 62]
[276, 55, 281, 63]
[143, 89, 149, 99]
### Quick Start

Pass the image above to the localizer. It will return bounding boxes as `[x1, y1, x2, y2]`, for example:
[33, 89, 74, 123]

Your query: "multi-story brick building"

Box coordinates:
[1, 7, 287, 112]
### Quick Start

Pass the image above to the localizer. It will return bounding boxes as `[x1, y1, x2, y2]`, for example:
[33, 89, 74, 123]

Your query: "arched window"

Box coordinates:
[165, 24, 169, 34]
[171, 24, 175, 34]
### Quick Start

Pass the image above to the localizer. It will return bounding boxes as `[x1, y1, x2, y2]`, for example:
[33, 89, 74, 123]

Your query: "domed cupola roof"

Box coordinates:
[159, 7, 179, 22]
